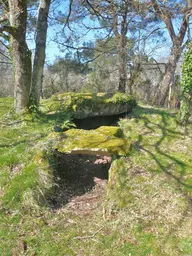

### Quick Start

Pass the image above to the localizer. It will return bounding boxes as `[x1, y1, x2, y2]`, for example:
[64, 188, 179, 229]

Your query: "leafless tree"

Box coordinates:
[150, 0, 190, 106]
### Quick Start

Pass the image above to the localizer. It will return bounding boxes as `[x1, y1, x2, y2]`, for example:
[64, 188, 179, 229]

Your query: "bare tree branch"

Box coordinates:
[83, 53, 103, 64]
[143, 27, 162, 42]
[0, 38, 9, 49]
[83, 0, 104, 19]
[55, 36, 116, 55]
[81, 22, 110, 30]
[0, 25, 16, 37]
[0, 50, 11, 60]
[1, 0, 9, 11]
[63, 0, 73, 31]
[178, 15, 189, 44]
[150, 0, 177, 42]
[0, 61, 11, 64]
[148, 57, 166, 74]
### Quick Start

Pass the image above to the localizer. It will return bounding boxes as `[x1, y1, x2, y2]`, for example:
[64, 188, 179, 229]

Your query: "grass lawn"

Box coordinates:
[0, 97, 191, 256]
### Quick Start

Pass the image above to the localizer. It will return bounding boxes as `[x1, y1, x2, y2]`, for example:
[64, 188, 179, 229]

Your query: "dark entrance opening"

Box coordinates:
[50, 152, 111, 209]
[73, 112, 126, 130]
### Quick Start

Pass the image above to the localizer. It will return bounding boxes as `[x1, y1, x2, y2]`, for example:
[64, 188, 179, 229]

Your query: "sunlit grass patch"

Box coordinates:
[178, 237, 192, 255]
[0, 97, 192, 255]
[119, 105, 192, 191]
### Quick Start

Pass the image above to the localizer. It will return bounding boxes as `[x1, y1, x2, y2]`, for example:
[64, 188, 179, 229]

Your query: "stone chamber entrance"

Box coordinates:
[49, 152, 112, 211]
[73, 112, 127, 130]
[46, 109, 131, 211]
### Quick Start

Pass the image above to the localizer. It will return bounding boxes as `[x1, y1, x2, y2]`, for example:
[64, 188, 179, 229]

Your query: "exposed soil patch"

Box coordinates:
[49, 153, 111, 212]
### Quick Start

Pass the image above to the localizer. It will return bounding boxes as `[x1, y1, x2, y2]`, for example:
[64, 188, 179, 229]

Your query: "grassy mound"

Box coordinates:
[0, 97, 191, 255]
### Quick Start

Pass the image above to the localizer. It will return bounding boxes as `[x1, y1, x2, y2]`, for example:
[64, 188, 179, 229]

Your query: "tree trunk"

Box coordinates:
[112, 5, 128, 94]
[151, 0, 189, 107]
[117, 13, 128, 93]
[9, 0, 31, 113]
[29, 0, 51, 109]
[127, 63, 141, 95]
[154, 44, 181, 106]
[178, 94, 191, 125]
[118, 43, 127, 93]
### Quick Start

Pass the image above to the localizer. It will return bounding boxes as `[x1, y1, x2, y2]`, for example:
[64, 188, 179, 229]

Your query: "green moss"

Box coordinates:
[52, 126, 131, 156]
[2, 150, 55, 209]
[105, 92, 136, 105]
[106, 158, 133, 210]
[41, 92, 136, 118]
[1, 97, 192, 256]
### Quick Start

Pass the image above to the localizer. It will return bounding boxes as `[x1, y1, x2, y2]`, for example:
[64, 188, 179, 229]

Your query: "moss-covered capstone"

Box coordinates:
[41, 92, 136, 119]
[49, 126, 131, 156]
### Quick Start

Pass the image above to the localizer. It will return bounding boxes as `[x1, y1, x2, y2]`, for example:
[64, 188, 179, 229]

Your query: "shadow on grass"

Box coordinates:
[128, 106, 192, 191]
[124, 106, 192, 251]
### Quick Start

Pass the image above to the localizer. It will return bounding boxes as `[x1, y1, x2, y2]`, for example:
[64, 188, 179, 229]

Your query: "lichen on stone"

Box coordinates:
[53, 126, 131, 156]
[41, 92, 136, 119]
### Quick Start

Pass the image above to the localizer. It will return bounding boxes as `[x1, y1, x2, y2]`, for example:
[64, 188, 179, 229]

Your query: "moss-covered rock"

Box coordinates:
[41, 92, 136, 119]
[50, 126, 131, 156]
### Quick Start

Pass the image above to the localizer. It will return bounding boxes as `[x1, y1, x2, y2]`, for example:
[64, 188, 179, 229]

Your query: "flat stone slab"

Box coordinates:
[50, 126, 131, 156]
[42, 92, 136, 119]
